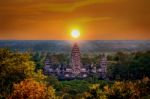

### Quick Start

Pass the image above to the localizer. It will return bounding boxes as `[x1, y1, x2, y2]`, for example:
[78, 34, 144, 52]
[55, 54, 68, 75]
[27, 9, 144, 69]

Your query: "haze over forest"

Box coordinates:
[0, 40, 150, 53]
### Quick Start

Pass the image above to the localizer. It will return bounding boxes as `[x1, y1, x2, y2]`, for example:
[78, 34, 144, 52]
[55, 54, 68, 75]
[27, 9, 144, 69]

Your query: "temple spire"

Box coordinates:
[71, 42, 82, 75]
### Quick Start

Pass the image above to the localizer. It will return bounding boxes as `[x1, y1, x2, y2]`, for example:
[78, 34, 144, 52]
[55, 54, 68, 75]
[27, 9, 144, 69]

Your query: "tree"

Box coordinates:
[0, 48, 35, 98]
[102, 77, 150, 99]
[85, 74, 99, 84]
[32, 52, 45, 70]
[60, 80, 90, 98]
[129, 51, 150, 79]
[46, 76, 63, 92]
[9, 78, 56, 99]
[85, 84, 107, 99]
[107, 51, 150, 80]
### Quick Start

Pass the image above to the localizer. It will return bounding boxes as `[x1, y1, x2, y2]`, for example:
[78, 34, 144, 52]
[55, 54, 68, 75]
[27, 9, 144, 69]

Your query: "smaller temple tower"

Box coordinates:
[100, 54, 107, 79]
[43, 54, 59, 75]
[44, 54, 52, 75]
[70, 42, 82, 76]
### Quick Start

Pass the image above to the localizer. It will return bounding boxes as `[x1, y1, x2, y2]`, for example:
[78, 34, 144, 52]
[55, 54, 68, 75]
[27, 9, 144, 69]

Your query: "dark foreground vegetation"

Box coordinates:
[0, 48, 150, 99]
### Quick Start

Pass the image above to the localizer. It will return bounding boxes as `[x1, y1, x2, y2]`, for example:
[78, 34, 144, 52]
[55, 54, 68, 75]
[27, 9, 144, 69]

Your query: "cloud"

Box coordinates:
[74, 17, 112, 23]
[46, 0, 113, 12]
[0, 0, 113, 13]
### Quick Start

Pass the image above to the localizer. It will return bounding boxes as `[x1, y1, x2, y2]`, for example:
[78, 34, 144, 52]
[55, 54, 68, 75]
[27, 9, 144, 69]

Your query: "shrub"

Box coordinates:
[9, 78, 56, 99]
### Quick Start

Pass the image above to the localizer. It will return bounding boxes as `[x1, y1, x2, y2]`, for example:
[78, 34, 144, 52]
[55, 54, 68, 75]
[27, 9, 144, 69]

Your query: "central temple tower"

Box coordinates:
[71, 42, 82, 75]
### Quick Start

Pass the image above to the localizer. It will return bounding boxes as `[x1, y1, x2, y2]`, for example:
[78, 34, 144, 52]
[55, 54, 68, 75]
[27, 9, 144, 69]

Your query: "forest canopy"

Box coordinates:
[0, 48, 150, 99]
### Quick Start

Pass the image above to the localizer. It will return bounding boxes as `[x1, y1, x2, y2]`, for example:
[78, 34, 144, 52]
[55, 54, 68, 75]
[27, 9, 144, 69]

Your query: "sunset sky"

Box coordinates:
[0, 0, 150, 40]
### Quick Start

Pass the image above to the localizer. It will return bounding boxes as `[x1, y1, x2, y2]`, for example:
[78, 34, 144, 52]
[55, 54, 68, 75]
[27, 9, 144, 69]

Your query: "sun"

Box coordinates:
[71, 29, 80, 39]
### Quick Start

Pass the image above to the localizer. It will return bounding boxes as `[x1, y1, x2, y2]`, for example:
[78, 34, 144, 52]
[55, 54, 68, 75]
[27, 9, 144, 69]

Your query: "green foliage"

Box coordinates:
[33, 69, 47, 83]
[53, 54, 69, 64]
[31, 52, 45, 70]
[98, 80, 113, 89]
[81, 55, 92, 65]
[107, 51, 150, 80]
[46, 76, 63, 92]
[0, 48, 35, 98]
[87, 84, 102, 99]
[59, 80, 90, 98]
[85, 74, 99, 84]
[129, 51, 150, 79]
[81, 54, 100, 66]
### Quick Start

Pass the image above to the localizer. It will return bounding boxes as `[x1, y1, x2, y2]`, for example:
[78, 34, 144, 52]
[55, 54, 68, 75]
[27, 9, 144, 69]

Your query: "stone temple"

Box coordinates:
[44, 42, 107, 80]
[70, 42, 82, 76]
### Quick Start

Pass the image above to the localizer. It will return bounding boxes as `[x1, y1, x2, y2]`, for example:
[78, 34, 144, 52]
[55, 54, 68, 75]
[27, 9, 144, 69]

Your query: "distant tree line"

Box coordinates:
[107, 51, 150, 80]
